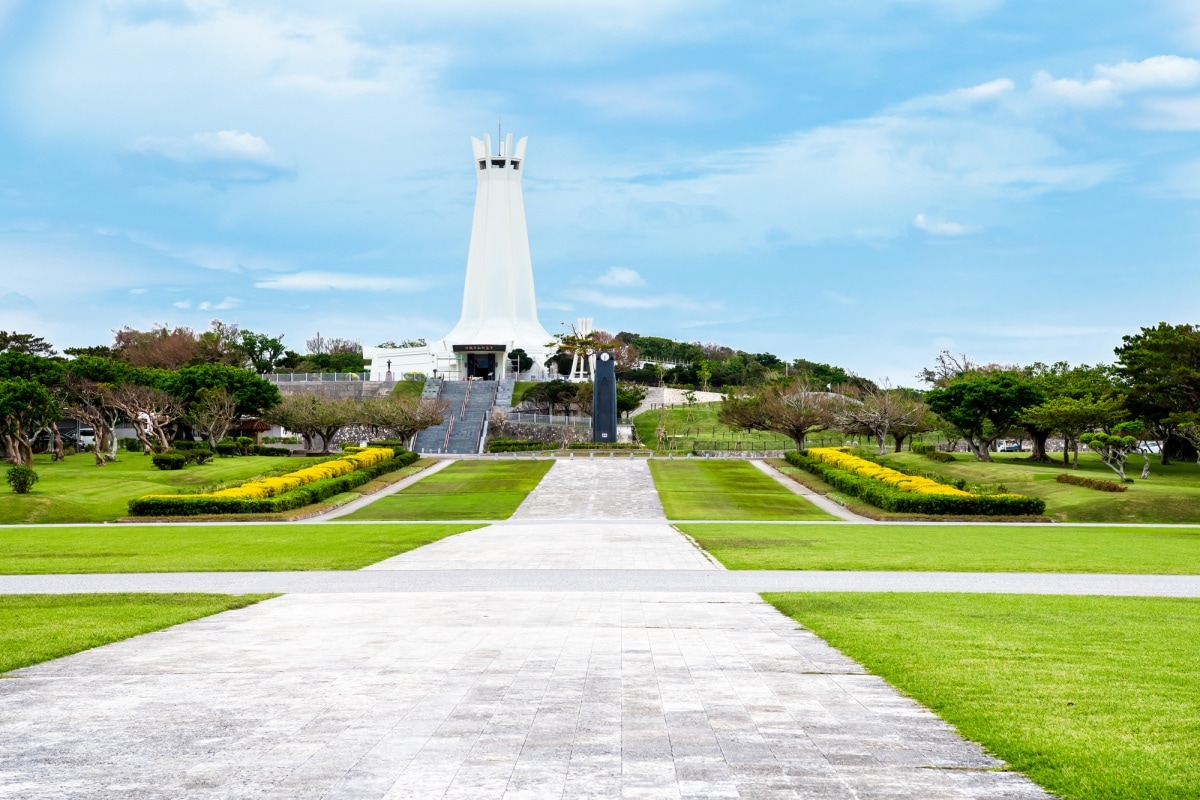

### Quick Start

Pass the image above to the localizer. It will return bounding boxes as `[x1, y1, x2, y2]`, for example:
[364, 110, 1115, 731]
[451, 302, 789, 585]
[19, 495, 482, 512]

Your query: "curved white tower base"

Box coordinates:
[366, 133, 554, 382]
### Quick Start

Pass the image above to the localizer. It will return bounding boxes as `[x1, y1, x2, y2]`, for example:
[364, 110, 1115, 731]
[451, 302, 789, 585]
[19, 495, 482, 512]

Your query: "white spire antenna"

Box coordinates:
[497, 116, 502, 155]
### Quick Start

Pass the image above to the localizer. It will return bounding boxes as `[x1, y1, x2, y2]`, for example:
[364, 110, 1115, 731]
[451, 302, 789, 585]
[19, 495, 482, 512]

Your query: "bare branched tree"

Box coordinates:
[105, 384, 182, 453]
[719, 379, 845, 449]
[184, 386, 239, 448]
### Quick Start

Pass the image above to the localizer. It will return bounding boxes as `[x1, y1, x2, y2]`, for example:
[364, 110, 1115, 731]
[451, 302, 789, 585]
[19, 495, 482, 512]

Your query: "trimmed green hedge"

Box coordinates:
[567, 442, 643, 450]
[1056, 472, 1127, 492]
[486, 438, 549, 452]
[785, 451, 1046, 516]
[128, 451, 420, 516]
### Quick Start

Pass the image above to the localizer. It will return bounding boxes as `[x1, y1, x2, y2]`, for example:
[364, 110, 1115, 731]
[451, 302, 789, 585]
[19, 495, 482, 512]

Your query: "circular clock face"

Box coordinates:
[599, 352, 611, 361]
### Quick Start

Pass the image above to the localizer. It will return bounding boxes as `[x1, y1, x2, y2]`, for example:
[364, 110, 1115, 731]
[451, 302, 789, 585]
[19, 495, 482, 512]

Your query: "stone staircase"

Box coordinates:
[413, 380, 498, 454]
[495, 378, 515, 410]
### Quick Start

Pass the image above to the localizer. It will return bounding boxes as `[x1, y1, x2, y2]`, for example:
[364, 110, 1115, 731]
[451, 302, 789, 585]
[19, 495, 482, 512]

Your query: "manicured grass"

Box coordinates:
[511, 380, 539, 405]
[678, 522, 1200, 573]
[0, 452, 329, 524]
[390, 379, 425, 398]
[883, 450, 1200, 523]
[0, 523, 480, 573]
[649, 460, 835, 520]
[343, 460, 554, 520]
[0, 593, 272, 673]
[634, 402, 820, 452]
[766, 593, 1200, 800]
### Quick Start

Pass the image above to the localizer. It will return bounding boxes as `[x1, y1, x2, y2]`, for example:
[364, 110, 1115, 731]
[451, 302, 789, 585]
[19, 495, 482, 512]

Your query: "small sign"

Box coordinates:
[452, 344, 506, 352]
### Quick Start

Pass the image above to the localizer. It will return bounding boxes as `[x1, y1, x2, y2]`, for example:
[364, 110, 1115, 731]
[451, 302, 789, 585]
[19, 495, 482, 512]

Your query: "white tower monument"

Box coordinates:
[365, 133, 554, 381]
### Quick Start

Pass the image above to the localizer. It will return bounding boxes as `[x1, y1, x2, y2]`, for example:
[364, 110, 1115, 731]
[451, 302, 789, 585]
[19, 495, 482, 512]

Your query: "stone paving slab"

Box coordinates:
[4, 568, 1200, 596]
[511, 460, 665, 520]
[366, 523, 717, 571]
[0, 592, 1050, 799]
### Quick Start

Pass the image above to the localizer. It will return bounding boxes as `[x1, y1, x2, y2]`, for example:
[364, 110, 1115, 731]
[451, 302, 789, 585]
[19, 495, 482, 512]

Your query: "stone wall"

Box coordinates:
[490, 421, 591, 445]
[275, 381, 396, 400]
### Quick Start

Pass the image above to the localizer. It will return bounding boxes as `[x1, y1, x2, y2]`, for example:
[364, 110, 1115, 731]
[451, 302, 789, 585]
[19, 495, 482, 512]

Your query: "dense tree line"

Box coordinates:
[716, 322, 1200, 481]
[0, 326, 436, 467]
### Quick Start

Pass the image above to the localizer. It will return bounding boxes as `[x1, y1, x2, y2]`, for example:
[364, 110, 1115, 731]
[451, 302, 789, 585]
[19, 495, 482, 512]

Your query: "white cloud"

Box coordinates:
[597, 267, 646, 288]
[900, 78, 1014, 113]
[913, 213, 976, 236]
[172, 299, 192, 308]
[253, 271, 431, 292]
[213, 296, 241, 309]
[1032, 55, 1200, 109]
[129, 130, 290, 183]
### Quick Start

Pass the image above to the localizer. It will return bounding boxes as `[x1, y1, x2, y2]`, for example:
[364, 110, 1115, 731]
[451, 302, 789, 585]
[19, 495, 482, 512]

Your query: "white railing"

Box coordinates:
[504, 412, 592, 428]
[264, 372, 372, 382]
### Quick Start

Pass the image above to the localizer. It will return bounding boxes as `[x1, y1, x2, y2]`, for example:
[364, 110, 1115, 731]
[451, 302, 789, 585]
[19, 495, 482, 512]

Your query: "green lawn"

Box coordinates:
[678, 522, 1200, 573]
[0, 451, 328, 524]
[649, 460, 835, 520]
[0, 523, 480, 573]
[343, 460, 554, 520]
[766, 593, 1200, 800]
[511, 380, 539, 405]
[1, 593, 272, 673]
[390, 379, 425, 398]
[634, 402, 822, 452]
[882, 450, 1200, 523]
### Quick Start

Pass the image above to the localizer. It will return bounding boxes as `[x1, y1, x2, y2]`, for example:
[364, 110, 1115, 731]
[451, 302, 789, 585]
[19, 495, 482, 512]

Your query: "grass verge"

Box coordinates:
[649, 460, 835, 520]
[881, 450, 1200, 523]
[0, 523, 480, 574]
[0, 452, 328, 524]
[118, 458, 440, 522]
[343, 460, 554, 520]
[765, 593, 1200, 800]
[1, 593, 272, 673]
[677, 522, 1200, 573]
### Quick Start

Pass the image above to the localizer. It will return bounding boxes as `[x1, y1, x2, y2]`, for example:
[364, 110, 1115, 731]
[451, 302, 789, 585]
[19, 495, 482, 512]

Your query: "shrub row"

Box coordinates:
[151, 449, 214, 470]
[486, 438, 548, 452]
[128, 451, 419, 516]
[1055, 472, 1127, 492]
[785, 451, 1046, 516]
[567, 442, 644, 450]
[808, 448, 971, 497]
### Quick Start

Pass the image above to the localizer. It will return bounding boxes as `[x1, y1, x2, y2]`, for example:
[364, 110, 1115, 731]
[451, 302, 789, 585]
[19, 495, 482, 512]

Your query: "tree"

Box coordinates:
[697, 360, 713, 391]
[168, 364, 281, 418]
[0, 331, 55, 356]
[1019, 362, 1121, 462]
[263, 393, 355, 453]
[112, 325, 200, 369]
[508, 348, 534, 374]
[195, 320, 244, 365]
[836, 386, 930, 455]
[1081, 422, 1146, 482]
[0, 379, 61, 466]
[1114, 323, 1200, 465]
[523, 381, 578, 416]
[616, 382, 647, 419]
[1020, 395, 1125, 468]
[236, 330, 287, 374]
[719, 380, 844, 449]
[924, 372, 1044, 461]
[184, 387, 239, 448]
[359, 395, 448, 443]
[64, 376, 120, 466]
[105, 384, 183, 453]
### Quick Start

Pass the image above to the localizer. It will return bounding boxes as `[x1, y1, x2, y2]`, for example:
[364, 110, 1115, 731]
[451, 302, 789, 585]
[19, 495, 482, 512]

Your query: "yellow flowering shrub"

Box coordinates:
[157, 447, 396, 502]
[807, 447, 970, 497]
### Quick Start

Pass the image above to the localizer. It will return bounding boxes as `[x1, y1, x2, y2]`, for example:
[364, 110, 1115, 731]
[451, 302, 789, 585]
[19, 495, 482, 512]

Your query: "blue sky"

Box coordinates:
[1, 0, 1198, 384]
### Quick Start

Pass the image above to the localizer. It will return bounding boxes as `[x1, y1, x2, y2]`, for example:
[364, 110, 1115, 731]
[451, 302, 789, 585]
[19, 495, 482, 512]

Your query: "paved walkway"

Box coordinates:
[748, 460, 872, 523]
[4, 569, 1199, 597]
[0, 460, 1052, 799]
[308, 459, 455, 522]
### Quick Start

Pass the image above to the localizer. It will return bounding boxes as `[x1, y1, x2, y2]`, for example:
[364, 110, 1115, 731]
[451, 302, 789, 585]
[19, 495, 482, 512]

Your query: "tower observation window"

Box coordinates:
[512, 161, 520, 170]
[491, 159, 506, 168]
[478, 160, 486, 170]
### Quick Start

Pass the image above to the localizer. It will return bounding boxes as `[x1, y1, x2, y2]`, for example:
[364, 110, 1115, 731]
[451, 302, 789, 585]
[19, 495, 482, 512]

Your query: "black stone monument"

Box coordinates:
[592, 350, 618, 444]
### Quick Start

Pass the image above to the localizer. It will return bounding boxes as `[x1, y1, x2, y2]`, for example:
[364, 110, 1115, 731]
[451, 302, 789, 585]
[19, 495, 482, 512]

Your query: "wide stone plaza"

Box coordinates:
[0, 460, 1054, 799]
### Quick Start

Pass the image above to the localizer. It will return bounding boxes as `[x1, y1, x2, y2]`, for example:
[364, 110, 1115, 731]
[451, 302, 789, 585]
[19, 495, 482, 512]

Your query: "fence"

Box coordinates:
[263, 372, 372, 383]
[503, 412, 593, 428]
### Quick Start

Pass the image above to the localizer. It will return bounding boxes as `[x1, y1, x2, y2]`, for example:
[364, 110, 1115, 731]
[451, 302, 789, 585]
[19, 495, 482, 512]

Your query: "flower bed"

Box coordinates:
[128, 448, 418, 516]
[787, 448, 1045, 516]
